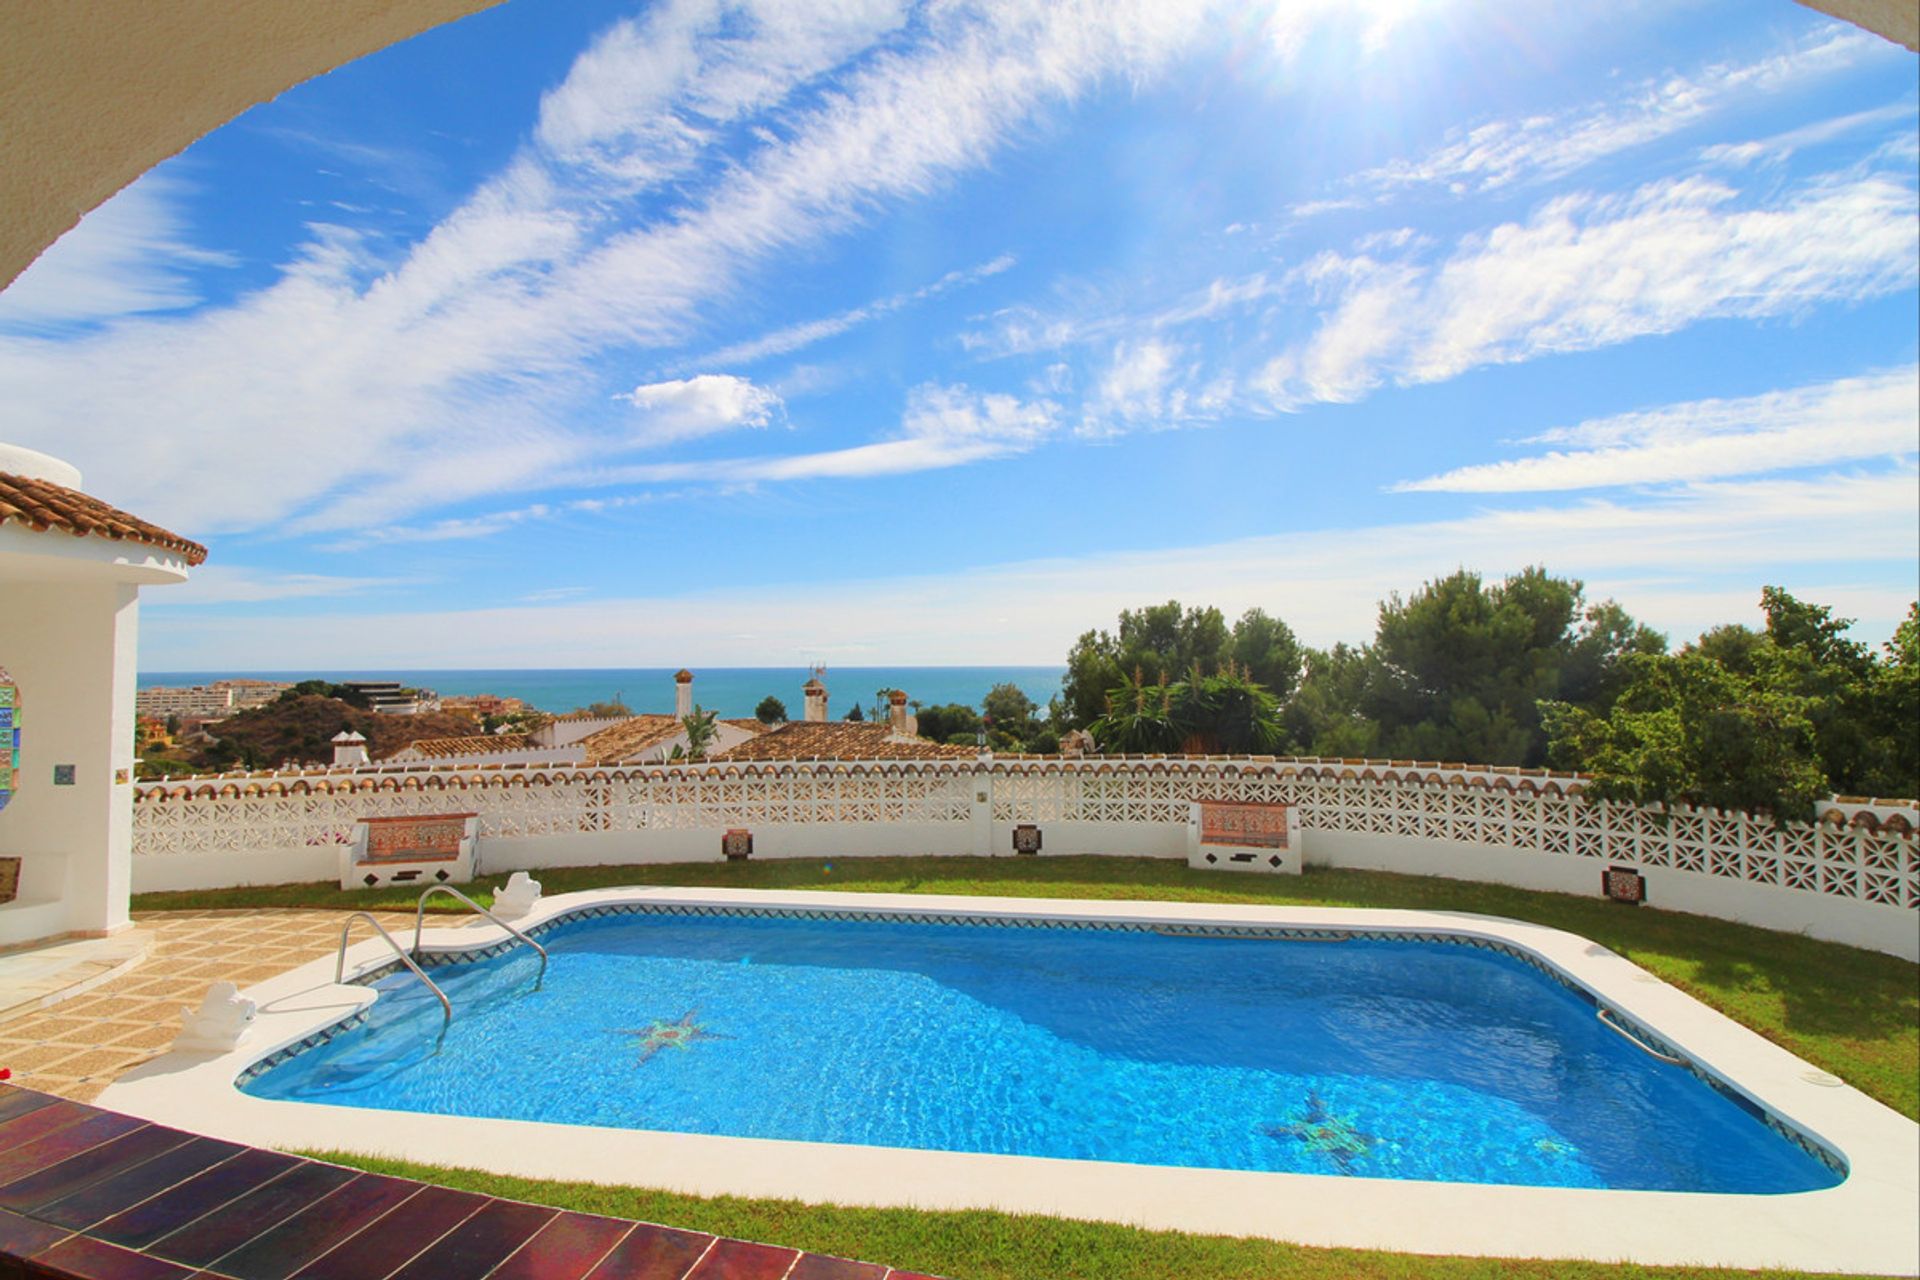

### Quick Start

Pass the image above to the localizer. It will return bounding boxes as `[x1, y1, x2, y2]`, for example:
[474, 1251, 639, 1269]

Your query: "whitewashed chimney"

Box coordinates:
[674, 669, 694, 720]
[331, 730, 369, 767]
[888, 689, 910, 736]
[803, 676, 828, 722]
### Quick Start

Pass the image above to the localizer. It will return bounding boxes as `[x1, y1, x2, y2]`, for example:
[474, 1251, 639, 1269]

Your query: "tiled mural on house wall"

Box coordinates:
[0, 666, 17, 814]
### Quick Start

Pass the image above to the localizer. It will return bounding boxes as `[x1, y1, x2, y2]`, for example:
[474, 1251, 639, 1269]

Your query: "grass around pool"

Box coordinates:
[135, 856, 1920, 1119]
[299, 1151, 1902, 1280]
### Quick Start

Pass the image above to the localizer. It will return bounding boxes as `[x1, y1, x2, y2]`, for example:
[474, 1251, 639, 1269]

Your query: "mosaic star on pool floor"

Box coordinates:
[1263, 1092, 1379, 1175]
[615, 1009, 729, 1064]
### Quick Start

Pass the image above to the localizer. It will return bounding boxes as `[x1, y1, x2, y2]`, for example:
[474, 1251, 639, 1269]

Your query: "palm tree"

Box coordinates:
[682, 705, 719, 761]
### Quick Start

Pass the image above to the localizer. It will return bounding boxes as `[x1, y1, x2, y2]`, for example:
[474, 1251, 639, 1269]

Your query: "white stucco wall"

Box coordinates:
[131, 803, 1916, 960]
[1293, 828, 1919, 960]
[0, 580, 141, 945]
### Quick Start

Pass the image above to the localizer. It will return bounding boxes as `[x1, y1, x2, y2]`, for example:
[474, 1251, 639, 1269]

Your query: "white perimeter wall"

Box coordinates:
[1294, 829, 1917, 960]
[131, 799, 1916, 961]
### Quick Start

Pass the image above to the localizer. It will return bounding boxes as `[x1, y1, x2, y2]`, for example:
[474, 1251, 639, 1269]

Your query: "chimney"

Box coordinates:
[674, 669, 694, 720]
[888, 689, 909, 736]
[331, 730, 369, 768]
[803, 676, 828, 722]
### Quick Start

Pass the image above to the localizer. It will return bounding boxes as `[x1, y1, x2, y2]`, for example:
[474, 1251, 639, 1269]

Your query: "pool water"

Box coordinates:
[243, 912, 1841, 1192]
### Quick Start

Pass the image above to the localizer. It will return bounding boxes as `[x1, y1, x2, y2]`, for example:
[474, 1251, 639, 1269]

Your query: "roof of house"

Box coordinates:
[721, 718, 771, 734]
[708, 721, 975, 762]
[577, 714, 684, 764]
[0, 471, 208, 565]
[393, 733, 535, 759]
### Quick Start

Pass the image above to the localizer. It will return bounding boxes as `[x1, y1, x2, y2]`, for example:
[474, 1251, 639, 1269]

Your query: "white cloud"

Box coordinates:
[143, 567, 401, 608]
[692, 254, 1014, 368]
[1295, 28, 1888, 209]
[0, 170, 234, 332]
[1699, 102, 1916, 168]
[1083, 339, 1183, 434]
[1260, 169, 1918, 408]
[141, 469, 1920, 665]
[535, 0, 913, 182]
[622, 374, 784, 445]
[569, 381, 1058, 486]
[329, 493, 665, 549]
[1398, 368, 1920, 492]
[0, 0, 1217, 537]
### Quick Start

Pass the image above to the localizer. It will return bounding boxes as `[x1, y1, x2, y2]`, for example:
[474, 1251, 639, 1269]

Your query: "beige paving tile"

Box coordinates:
[102, 1023, 181, 1051]
[10, 1016, 100, 1042]
[0, 909, 424, 1095]
[2, 1044, 86, 1072]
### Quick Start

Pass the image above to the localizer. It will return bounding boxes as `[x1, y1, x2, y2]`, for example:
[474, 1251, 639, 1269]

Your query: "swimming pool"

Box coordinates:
[98, 889, 1920, 1271]
[238, 905, 1840, 1194]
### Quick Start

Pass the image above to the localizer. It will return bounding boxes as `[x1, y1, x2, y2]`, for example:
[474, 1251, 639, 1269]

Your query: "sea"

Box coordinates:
[136, 667, 1068, 720]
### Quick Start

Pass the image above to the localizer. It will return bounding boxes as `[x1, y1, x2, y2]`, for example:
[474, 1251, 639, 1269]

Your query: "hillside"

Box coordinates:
[185, 695, 481, 770]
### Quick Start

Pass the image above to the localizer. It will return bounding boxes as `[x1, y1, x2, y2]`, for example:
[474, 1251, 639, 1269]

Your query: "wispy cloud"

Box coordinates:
[0, 0, 1216, 536]
[143, 567, 404, 608]
[576, 381, 1060, 486]
[326, 493, 664, 549]
[692, 254, 1015, 369]
[1082, 338, 1187, 435]
[1397, 369, 1920, 492]
[141, 469, 1920, 665]
[0, 170, 235, 333]
[1699, 101, 1916, 168]
[1259, 169, 1918, 409]
[1292, 28, 1887, 211]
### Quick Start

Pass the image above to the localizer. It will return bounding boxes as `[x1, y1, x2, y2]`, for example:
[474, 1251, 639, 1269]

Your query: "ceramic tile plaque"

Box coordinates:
[0, 666, 17, 814]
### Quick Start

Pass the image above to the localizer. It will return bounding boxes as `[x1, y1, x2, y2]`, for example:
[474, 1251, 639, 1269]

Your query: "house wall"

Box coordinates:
[0, 580, 140, 945]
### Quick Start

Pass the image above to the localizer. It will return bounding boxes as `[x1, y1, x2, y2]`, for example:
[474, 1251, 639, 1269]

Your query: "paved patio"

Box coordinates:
[0, 910, 425, 1103]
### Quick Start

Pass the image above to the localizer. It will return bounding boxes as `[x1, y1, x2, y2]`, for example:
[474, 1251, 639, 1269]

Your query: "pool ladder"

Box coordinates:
[333, 886, 550, 1037]
[410, 885, 548, 988]
[335, 912, 453, 1036]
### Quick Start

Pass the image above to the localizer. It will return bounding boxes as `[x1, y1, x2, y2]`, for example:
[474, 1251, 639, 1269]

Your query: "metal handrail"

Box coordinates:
[1597, 1006, 1689, 1067]
[335, 912, 452, 1035]
[412, 885, 548, 985]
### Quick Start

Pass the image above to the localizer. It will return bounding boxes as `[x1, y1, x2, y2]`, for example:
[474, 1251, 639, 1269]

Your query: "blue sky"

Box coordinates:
[1, 0, 1914, 670]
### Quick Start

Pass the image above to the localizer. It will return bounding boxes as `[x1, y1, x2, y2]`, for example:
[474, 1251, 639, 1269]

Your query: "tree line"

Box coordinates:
[1039, 570, 1916, 821]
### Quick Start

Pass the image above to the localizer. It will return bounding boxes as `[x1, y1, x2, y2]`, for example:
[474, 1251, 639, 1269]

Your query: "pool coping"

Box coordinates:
[98, 887, 1920, 1276]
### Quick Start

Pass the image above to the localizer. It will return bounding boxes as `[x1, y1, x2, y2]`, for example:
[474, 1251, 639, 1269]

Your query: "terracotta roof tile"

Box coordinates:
[0, 471, 207, 565]
[722, 718, 771, 734]
[709, 721, 975, 762]
[395, 733, 535, 759]
[578, 714, 684, 765]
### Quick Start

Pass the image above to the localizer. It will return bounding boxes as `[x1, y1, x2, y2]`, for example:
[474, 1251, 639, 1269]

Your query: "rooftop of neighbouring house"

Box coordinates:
[393, 733, 536, 759]
[577, 714, 686, 764]
[709, 720, 975, 762]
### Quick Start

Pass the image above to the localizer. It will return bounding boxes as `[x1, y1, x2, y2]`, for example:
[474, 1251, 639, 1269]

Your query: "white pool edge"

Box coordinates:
[99, 888, 1920, 1276]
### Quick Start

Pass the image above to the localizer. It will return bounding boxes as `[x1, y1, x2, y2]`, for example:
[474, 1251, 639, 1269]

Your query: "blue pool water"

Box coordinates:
[243, 913, 1842, 1192]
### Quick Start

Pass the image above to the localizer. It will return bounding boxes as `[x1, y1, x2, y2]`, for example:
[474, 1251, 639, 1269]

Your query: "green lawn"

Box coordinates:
[135, 855, 1920, 1118]
[301, 1152, 1897, 1280]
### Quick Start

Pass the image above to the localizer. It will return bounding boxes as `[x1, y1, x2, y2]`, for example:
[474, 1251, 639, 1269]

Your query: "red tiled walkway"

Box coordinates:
[0, 1086, 943, 1280]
